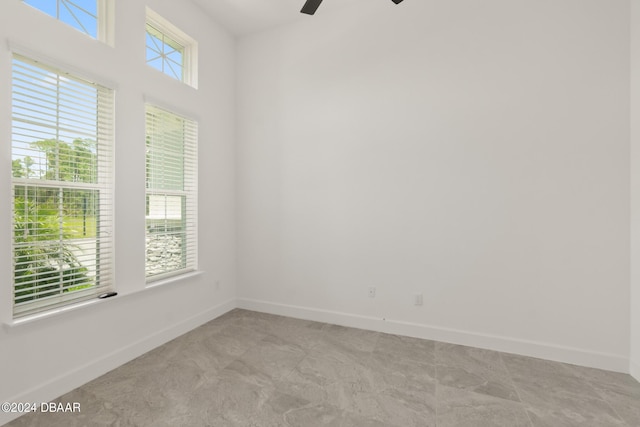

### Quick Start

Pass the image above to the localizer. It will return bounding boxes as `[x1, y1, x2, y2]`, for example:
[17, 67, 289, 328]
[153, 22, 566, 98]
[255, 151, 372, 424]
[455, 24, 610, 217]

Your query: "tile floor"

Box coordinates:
[5, 309, 640, 426]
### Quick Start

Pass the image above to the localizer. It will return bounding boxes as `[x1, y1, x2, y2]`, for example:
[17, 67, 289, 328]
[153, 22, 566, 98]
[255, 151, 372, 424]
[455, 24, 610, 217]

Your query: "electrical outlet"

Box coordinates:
[215, 280, 221, 290]
[414, 293, 423, 306]
[368, 287, 376, 298]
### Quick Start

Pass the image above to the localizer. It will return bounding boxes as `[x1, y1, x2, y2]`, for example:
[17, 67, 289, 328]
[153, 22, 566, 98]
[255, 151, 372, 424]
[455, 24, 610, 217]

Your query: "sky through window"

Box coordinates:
[146, 23, 184, 81]
[24, 0, 98, 38]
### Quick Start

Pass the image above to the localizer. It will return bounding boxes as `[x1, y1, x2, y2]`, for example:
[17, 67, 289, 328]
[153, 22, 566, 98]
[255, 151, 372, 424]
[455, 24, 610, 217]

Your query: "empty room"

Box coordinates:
[1, 0, 639, 426]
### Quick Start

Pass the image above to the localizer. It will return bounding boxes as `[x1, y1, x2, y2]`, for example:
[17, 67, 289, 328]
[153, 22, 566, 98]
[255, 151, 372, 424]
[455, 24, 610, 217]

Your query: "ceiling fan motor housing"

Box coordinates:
[301, 0, 404, 16]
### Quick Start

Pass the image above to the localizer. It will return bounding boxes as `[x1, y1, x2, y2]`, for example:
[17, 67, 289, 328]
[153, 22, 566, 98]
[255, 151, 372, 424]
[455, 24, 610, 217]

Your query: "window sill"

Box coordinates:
[4, 270, 203, 330]
[4, 298, 102, 329]
[145, 270, 202, 290]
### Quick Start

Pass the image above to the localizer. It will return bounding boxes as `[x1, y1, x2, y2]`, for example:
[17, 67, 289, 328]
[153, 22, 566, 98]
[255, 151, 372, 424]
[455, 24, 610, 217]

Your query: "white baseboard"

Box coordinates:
[631, 360, 640, 382]
[237, 298, 629, 374]
[0, 298, 235, 427]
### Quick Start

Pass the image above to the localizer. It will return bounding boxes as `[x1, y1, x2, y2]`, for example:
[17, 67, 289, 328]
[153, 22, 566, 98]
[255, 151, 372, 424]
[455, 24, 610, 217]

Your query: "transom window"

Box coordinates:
[146, 8, 198, 88]
[22, 0, 111, 42]
[146, 23, 184, 82]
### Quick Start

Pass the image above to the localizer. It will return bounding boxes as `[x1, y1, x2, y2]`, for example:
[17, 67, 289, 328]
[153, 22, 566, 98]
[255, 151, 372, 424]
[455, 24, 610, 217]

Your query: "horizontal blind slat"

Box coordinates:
[11, 54, 114, 319]
[145, 104, 197, 280]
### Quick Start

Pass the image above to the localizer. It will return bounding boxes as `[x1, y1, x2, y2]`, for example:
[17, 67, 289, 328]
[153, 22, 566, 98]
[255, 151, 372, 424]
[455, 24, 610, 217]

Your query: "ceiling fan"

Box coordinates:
[301, 0, 404, 15]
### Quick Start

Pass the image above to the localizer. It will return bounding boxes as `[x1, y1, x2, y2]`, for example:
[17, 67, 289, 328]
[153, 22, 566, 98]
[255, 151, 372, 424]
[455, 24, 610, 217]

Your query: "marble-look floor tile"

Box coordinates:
[514, 380, 626, 427]
[347, 385, 436, 427]
[274, 366, 333, 406]
[374, 334, 436, 364]
[336, 352, 437, 427]
[373, 333, 436, 365]
[217, 309, 285, 336]
[222, 357, 278, 390]
[169, 322, 271, 378]
[590, 383, 640, 426]
[4, 310, 638, 427]
[86, 320, 266, 401]
[328, 374, 381, 412]
[235, 334, 307, 381]
[566, 365, 640, 426]
[93, 363, 214, 427]
[161, 334, 239, 378]
[367, 350, 436, 396]
[4, 388, 133, 427]
[321, 324, 380, 354]
[295, 341, 376, 386]
[339, 411, 395, 427]
[566, 364, 640, 390]
[270, 316, 328, 350]
[502, 355, 626, 426]
[276, 351, 379, 411]
[436, 342, 520, 402]
[215, 322, 272, 349]
[501, 353, 603, 401]
[185, 315, 235, 337]
[82, 347, 195, 403]
[437, 385, 531, 427]
[283, 402, 344, 427]
[188, 377, 285, 427]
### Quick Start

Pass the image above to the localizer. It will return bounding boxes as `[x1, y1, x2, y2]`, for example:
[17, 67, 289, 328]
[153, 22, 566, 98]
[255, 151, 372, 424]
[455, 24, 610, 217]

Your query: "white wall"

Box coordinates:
[237, 0, 631, 371]
[0, 1, 236, 424]
[631, 0, 640, 382]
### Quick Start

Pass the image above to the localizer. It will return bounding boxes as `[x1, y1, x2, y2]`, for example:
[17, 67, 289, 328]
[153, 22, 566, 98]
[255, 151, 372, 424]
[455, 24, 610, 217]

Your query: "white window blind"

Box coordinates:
[11, 54, 114, 318]
[145, 105, 197, 281]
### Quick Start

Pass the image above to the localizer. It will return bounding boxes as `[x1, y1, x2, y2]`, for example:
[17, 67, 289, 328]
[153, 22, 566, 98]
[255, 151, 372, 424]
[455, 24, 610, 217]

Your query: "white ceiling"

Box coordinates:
[192, 0, 364, 36]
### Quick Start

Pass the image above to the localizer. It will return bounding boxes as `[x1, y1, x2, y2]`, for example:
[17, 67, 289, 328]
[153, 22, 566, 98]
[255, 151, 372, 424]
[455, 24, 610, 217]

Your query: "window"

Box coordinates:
[145, 105, 197, 281]
[146, 8, 198, 88]
[11, 54, 114, 318]
[22, 0, 112, 42]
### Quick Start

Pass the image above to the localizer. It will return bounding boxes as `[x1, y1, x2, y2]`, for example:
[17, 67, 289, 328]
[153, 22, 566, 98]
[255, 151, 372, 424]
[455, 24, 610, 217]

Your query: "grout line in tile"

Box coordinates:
[498, 352, 535, 427]
[434, 360, 439, 427]
[553, 362, 631, 426]
[573, 377, 633, 427]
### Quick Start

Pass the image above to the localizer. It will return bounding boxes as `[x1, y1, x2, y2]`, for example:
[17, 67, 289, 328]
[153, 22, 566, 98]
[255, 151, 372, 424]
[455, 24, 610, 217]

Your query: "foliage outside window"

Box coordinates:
[11, 54, 114, 318]
[145, 105, 197, 281]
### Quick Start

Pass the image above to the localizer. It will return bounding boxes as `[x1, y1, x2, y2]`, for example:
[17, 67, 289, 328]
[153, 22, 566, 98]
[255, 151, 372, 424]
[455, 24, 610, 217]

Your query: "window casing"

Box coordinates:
[145, 105, 197, 281]
[22, 0, 113, 44]
[11, 54, 114, 318]
[145, 8, 198, 88]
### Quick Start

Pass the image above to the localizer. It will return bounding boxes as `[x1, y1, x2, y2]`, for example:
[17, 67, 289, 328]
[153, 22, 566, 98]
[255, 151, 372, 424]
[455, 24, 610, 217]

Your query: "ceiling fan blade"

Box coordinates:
[301, 0, 324, 15]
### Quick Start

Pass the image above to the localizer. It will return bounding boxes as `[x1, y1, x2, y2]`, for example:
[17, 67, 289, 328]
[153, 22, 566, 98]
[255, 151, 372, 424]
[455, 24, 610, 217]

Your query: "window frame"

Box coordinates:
[145, 7, 198, 88]
[20, 0, 114, 45]
[10, 53, 115, 319]
[144, 104, 198, 283]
